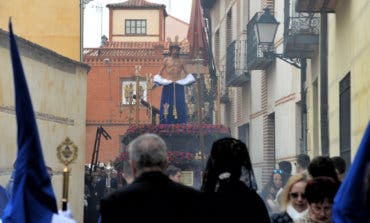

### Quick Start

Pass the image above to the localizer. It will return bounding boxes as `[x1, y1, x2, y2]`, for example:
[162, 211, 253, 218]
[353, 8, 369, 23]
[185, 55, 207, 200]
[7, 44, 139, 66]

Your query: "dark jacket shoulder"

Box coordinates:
[203, 181, 271, 223]
[100, 171, 202, 223]
[271, 211, 293, 223]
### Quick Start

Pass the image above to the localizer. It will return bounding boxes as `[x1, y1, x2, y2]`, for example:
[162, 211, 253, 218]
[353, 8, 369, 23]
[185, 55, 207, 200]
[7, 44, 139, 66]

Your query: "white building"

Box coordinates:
[203, 0, 313, 186]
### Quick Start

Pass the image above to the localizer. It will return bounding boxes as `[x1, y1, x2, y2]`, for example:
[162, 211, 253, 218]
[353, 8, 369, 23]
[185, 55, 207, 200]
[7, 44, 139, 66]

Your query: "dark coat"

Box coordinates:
[203, 180, 271, 223]
[99, 171, 202, 223]
[271, 211, 293, 223]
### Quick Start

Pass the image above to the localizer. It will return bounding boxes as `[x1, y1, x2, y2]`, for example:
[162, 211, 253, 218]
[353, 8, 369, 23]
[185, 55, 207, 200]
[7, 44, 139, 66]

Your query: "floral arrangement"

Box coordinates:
[113, 150, 201, 170]
[117, 124, 230, 170]
[125, 124, 230, 136]
[122, 124, 230, 146]
[167, 151, 195, 165]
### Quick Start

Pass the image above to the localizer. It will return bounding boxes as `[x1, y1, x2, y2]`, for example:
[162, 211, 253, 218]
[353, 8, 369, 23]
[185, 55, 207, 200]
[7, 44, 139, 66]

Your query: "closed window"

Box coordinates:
[125, 19, 146, 35]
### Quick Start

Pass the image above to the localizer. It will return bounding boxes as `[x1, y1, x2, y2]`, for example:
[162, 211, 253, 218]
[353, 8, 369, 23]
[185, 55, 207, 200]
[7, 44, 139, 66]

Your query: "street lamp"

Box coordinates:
[254, 8, 279, 45]
[252, 7, 307, 154]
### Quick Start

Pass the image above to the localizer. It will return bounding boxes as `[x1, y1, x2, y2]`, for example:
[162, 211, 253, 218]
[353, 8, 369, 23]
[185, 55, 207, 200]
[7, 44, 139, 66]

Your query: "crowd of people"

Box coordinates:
[1, 130, 369, 222]
[79, 131, 370, 223]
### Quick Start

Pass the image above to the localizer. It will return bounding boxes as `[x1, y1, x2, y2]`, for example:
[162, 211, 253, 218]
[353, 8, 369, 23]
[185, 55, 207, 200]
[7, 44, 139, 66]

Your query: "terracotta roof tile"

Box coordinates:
[107, 0, 165, 9]
[83, 41, 190, 60]
[83, 41, 164, 59]
[107, 0, 168, 17]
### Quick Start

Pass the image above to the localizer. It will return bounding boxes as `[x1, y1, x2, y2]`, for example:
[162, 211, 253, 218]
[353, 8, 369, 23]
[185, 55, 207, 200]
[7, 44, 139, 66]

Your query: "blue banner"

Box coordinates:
[1, 20, 58, 223]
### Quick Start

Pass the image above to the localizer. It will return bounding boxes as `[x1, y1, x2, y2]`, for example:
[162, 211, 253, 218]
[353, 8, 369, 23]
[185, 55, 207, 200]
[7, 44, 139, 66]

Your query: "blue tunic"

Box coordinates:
[153, 74, 195, 124]
[160, 83, 187, 124]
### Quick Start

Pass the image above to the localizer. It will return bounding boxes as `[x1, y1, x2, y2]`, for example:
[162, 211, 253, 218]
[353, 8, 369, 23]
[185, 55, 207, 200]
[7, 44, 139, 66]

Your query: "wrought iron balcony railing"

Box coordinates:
[296, 0, 338, 13]
[226, 39, 250, 87]
[284, 13, 320, 58]
[287, 16, 319, 36]
[247, 12, 275, 70]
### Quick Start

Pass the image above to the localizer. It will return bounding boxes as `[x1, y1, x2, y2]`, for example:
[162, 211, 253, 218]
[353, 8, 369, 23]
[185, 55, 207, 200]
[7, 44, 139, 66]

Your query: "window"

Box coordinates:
[238, 123, 249, 148]
[121, 80, 147, 105]
[125, 19, 146, 35]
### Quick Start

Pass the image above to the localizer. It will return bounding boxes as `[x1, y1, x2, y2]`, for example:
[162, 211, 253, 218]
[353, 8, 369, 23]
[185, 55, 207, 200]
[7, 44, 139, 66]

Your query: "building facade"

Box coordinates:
[298, 0, 370, 165]
[84, 0, 190, 163]
[204, 0, 370, 188]
[0, 0, 82, 61]
[165, 15, 189, 42]
[0, 30, 89, 223]
[202, 0, 304, 187]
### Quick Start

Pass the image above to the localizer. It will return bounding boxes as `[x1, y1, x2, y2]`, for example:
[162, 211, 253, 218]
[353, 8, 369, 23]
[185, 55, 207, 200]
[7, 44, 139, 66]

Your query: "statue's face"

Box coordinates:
[170, 47, 180, 57]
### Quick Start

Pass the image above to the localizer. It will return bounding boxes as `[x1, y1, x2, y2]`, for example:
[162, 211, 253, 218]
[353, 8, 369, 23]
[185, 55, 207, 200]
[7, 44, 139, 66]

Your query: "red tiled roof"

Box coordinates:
[107, 0, 165, 9]
[83, 41, 190, 60]
[103, 41, 164, 49]
[83, 42, 163, 60]
[107, 0, 168, 17]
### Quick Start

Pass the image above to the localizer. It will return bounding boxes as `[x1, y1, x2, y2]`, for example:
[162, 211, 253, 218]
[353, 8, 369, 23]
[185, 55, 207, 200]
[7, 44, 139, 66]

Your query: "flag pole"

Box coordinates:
[62, 166, 70, 211]
[195, 51, 205, 170]
[57, 137, 78, 211]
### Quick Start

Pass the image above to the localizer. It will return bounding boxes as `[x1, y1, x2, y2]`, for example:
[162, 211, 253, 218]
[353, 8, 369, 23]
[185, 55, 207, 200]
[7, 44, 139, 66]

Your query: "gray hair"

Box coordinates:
[128, 133, 168, 172]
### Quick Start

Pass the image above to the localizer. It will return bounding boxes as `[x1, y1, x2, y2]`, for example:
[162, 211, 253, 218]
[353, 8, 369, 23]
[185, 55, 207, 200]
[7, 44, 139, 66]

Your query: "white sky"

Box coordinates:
[83, 0, 192, 48]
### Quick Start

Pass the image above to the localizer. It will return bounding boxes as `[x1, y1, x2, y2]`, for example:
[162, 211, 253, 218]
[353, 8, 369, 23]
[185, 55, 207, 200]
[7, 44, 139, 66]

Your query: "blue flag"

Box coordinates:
[0, 185, 9, 217]
[1, 20, 58, 223]
[332, 122, 370, 222]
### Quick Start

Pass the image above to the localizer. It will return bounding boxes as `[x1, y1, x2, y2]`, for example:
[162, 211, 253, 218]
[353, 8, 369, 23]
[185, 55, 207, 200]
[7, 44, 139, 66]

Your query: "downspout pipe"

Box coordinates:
[80, 0, 84, 62]
[320, 5, 329, 156]
[301, 58, 307, 154]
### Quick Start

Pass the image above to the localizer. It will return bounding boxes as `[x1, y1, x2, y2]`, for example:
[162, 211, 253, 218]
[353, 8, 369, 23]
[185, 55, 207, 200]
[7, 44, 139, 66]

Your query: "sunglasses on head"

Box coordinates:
[273, 169, 284, 174]
[290, 192, 306, 199]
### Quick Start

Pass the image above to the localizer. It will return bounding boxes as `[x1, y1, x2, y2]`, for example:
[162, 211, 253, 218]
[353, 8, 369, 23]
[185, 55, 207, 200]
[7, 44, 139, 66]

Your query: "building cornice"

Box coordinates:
[0, 28, 90, 72]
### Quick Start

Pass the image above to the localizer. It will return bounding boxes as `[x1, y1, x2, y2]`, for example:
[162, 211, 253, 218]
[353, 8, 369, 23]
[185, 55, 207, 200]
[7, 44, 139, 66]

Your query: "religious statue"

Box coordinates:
[153, 39, 195, 124]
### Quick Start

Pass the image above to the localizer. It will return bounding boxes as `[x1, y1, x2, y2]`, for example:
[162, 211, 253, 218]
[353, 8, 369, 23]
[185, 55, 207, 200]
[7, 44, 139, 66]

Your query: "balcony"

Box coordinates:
[284, 14, 320, 58]
[226, 40, 250, 87]
[296, 0, 338, 13]
[247, 12, 275, 70]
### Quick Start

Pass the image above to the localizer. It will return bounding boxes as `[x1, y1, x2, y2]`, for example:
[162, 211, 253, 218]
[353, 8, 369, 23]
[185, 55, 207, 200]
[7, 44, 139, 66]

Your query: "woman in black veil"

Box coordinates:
[201, 137, 270, 223]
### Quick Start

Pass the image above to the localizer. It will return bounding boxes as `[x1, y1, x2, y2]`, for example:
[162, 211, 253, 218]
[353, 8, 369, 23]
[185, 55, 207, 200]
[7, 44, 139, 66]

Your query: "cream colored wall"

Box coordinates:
[113, 36, 159, 42]
[165, 16, 189, 42]
[0, 0, 80, 61]
[112, 9, 160, 42]
[328, 0, 370, 158]
[305, 48, 321, 157]
[0, 35, 88, 223]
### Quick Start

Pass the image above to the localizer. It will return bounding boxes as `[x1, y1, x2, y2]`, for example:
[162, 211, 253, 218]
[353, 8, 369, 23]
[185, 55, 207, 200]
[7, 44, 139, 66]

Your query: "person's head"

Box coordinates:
[281, 172, 308, 212]
[279, 161, 292, 175]
[296, 154, 310, 173]
[305, 177, 340, 223]
[201, 137, 257, 192]
[272, 170, 283, 189]
[279, 161, 292, 186]
[128, 133, 168, 177]
[330, 156, 346, 182]
[166, 165, 182, 183]
[308, 156, 340, 183]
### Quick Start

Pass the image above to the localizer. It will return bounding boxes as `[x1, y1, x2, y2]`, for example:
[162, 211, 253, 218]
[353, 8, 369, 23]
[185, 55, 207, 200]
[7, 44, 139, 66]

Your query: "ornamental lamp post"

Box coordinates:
[253, 7, 308, 154]
[254, 8, 279, 45]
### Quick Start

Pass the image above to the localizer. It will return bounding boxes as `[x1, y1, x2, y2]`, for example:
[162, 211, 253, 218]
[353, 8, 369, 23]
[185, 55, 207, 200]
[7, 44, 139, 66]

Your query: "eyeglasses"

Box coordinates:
[273, 169, 284, 174]
[290, 192, 306, 199]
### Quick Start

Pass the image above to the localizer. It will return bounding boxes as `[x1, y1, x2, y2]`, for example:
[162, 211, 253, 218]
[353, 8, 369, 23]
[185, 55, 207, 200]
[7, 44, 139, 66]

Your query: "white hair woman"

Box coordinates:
[270, 172, 309, 223]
